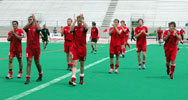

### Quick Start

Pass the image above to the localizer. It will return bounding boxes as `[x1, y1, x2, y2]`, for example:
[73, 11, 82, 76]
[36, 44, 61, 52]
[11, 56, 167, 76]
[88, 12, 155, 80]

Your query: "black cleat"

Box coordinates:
[167, 68, 170, 75]
[80, 79, 84, 85]
[24, 79, 30, 84]
[69, 80, 76, 86]
[36, 77, 42, 82]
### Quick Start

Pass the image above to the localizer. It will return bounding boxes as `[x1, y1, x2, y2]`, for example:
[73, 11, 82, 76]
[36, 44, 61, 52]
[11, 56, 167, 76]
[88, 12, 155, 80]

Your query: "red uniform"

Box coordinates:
[90, 27, 99, 39]
[120, 26, 130, 45]
[8, 29, 24, 58]
[109, 27, 122, 55]
[25, 25, 41, 60]
[157, 29, 163, 39]
[71, 25, 87, 61]
[163, 30, 180, 62]
[180, 29, 185, 35]
[135, 26, 148, 52]
[63, 26, 73, 53]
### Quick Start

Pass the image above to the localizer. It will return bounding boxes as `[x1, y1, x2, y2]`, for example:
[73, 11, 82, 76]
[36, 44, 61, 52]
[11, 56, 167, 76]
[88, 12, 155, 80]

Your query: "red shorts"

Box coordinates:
[136, 44, 147, 52]
[26, 48, 41, 60]
[72, 48, 86, 61]
[110, 45, 121, 56]
[164, 47, 177, 62]
[121, 37, 128, 45]
[64, 41, 73, 53]
[158, 35, 162, 39]
[9, 51, 22, 58]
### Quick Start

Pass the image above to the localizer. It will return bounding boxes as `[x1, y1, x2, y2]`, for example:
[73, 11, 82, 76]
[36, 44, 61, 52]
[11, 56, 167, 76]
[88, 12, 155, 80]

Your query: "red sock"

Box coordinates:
[139, 63, 142, 66]
[110, 64, 114, 69]
[127, 43, 131, 48]
[9, 71, 13, 75]
[80, 74, 84, 80]
[39, 72, 43, 77]
[170, 64, 176, 75]
[18, 71, 23, 74]
[68, 63, 72, 67]
[115, 64, 119, 69]
[26, 75, 30, 80]
[143, 61, 146, 64]
[72, 76, 76, 82]
[123, 48, 126, 54]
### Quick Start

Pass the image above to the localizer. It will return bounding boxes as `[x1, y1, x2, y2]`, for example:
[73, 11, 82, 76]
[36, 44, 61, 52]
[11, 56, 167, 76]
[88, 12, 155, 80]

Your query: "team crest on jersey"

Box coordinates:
[80, 28, 84, 31]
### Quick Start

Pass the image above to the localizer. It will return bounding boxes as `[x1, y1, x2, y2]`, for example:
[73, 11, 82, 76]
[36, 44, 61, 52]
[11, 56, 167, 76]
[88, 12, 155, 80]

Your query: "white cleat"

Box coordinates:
[142, 64, 146, 69]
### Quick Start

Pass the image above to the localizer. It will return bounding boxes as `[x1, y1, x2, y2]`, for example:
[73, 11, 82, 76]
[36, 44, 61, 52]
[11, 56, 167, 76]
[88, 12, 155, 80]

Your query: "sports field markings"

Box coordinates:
[5, 48, 136, 100]
[0, 49, 64, 60]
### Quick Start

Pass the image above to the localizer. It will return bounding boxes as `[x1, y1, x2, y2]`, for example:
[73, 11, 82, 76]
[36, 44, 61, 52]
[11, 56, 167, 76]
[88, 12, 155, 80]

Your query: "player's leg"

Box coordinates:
[115, 55, 120, 73]
[94, 42, 97, 54]
[80, 60, 85, 84]
[43, 41, 45, 50]
[34, 59, 43, 82]
[66, 52, 70, 70]
[126, 42, 131, 49]
[91, 41, 94, 53]
[109, 54, 114, 73]
[24, 58, 32, 84]
[17, 58, 23, 78]
[6, 57, 14, 79]
[137, 52, 142, 70]
[169, 49, 177, 79]
[67, 51, 73, 71]
[69, 60, 77, 86]
[142, 51, 146, 69]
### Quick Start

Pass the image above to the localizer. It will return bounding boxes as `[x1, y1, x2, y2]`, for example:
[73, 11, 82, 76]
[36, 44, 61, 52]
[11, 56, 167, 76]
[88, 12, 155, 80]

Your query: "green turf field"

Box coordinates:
[0, 42, 188, 100]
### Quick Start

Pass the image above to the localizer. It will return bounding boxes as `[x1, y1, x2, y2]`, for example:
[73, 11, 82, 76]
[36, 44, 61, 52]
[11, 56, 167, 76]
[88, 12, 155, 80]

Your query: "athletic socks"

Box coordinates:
[115, 64, 119, 73]
[166, 63, 170, 75]
[67, 63, 73, 71]
[6, 71, 13, 79]
[138, 63, 142, 70]
[80, 74, 84, 84]
[142, 61, 146, 69]
[26, 75, 30, 80]
[169, 64, 176, 79]
[109, 64, 114, 73]
[17, 71, 23, 78]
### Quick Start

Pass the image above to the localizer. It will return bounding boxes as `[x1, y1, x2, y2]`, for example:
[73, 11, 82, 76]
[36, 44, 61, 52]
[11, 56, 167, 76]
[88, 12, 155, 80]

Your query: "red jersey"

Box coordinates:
[109, 26, 122, 46]
[72, 25, 87, 49]
[25, 25, 40, 49]
[157, 29, 163, 37]
[120, 26, 130, 40]
[163, 30, 180, 49]
[91, 27, 99, 39]
[134, 26, 148, 46]
[180, 29, 185, 35]
[8, 29, 24, 52]
[63, 26, 73, 41]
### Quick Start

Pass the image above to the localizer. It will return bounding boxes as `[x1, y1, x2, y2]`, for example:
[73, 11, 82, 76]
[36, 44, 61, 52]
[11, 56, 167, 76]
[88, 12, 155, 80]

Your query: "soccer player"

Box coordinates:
[157, 27, 163, 46]
[6, 21, 24, 79]
[41, 24, 50, 50]
[163, 21, 181, 79]
[23, 14, 43, 84]
[180, 28, 185, 42]
[90, 21, 100, 54]
[134, 18, 149, 70]
[120, 20, 130, 58]
[61, 18, 73, 71]
[69, 14, 88, 86]
[108, 19, 122, 74]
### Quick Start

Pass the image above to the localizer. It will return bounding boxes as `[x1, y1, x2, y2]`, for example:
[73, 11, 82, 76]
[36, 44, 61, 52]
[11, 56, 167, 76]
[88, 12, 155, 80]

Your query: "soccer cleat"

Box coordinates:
[138, 66, 142, 70]
[17, 71, 23, 78]
[69, 80, 76, 86]
[6, 74, 13, 79]
[91, 50, 94, 53]
[142, 64, 146, 69]
[24, 79, 30, 84]
[109, 69, 114, 73]
[36, 77, 42, 82]
[80, 79, 84, 85]
[170, 74, 174, 79]
[6, 71, 13, 79]
[115, 69, 119, 73]
[94, 51, 97, 54]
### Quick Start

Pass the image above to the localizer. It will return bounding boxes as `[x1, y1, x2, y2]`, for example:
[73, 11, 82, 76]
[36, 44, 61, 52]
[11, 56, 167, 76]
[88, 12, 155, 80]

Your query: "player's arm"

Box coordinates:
[144, 31, 149, 36]
[114, 27, 121, 35]
[47, 29, 50, 36]
[12, 31, 23, 40]
[23, 23, 31, 32]
[121, 27, 127, 33]
[32, 14, 41, 31]
[163, 31, 170, 41]
[70, 14, 77, 34]
[7, 31, 13, 41]
[109, 28, 114, 36]
[175, 31, 181, 41]
[61, 28, 64, 36]
[134, 31, 143, 38]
